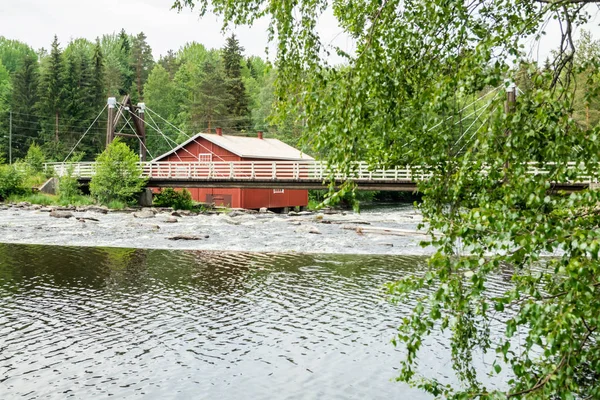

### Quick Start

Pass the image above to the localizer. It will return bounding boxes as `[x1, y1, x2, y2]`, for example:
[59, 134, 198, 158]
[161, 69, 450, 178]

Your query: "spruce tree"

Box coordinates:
[91, 38, 105, 106]
[10, 53, 40, 158]
[221, 34, 250, 131]
[194, 60, 231, 133]
[38, 35, 64, 143]
[130, 32, 154, 100]
[118, 29, 133, 96]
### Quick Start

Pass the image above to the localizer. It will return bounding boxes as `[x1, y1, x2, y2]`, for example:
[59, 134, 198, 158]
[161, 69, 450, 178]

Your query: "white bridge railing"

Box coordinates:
[44, 161, 431, 182]
[43, 161, 600, 184]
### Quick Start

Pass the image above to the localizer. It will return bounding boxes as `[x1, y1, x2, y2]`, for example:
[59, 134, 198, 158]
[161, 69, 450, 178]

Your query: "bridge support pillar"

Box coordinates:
[138, 188, 153, 207]
[106, 97, 116, 146]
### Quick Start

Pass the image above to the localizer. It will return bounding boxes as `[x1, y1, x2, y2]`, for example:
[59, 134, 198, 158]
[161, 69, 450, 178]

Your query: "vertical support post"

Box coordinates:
[106, 97, 116, 147]
[8, 111, 12, 165]
[137, 103, 146, 161]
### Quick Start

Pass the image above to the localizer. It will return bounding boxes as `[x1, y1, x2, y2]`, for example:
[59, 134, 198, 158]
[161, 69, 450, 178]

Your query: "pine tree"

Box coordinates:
[10, 53, 39, 158]
[222, 34, 250, 131]
[38, 35, 64, 142]
[158, 50, 180, 79]
[130, 32, 154, 100]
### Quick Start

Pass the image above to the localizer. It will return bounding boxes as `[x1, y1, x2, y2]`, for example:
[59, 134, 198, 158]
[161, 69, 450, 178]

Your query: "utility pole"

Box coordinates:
[8, 111, 12, 165]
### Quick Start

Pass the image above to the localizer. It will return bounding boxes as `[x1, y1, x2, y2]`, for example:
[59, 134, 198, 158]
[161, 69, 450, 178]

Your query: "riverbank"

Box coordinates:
[0, 202, 432, 254]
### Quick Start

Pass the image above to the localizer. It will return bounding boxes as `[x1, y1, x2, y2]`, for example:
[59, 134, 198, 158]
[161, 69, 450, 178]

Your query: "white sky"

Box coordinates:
[1, 0, 600, 64]
[0, 0, 350, 62]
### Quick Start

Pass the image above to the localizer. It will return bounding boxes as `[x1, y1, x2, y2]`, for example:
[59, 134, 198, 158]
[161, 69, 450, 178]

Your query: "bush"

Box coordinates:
[58, 165, 82, 203]
[153, 188, 194, 210]
[89, 138, 146, 205]
[24, 143, 46, 174]
[107, 200, 126, 210]
[0, 164, 25, 201]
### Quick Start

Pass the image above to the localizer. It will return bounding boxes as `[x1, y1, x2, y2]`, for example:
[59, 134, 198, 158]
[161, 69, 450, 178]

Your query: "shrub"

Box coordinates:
[0, 164, 25, 201]
[107, 200, 126, 210]
[24, 143, 46, 174]
[58, 164, 82, 203]
[153, 188, 194, 210]
[89, 138, 146, 205]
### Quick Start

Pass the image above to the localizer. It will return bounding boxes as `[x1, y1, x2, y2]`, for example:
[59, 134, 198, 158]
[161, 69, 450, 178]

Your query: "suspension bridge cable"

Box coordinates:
[400, 85, 503, 149]
[143, 111, 184, 162]
[144, 107, 228, 163]
[63, 104, 108, 162]
[128, 109, 196, 161]
[117, 106, 155, 161]
[451, 91, 501, 149]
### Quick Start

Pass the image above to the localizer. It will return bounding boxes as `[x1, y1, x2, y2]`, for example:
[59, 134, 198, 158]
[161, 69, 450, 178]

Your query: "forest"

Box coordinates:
[0, 30, 300, 163]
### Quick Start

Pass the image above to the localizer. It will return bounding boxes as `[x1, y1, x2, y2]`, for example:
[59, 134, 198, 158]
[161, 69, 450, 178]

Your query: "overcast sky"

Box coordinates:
[0, 0, 351, 62]
[1, 0, 600, 64]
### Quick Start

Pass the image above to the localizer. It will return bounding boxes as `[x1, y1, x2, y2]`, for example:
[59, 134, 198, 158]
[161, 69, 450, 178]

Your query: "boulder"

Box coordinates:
[259, 207, 268, 213]
[164, 217, 178, 223]
[219, 214, 241, 225]
[168, 235, 209, 241]
[295, 225, 321, 234]
[297, 211, 312, 216]
[171, 211, 182, 217]
[83, 206, 109, 214]
[228, 210, 245, 218]
[50, 210, 74, 219]
[133, 210, 155, 219]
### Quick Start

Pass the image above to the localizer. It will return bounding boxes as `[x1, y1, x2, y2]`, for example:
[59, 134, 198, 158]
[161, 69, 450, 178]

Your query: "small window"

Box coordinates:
[273, 189, 285, 194]
[198, 153, 212, 162]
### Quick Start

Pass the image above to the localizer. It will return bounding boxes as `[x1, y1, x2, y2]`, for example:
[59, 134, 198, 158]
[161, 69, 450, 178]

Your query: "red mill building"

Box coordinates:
[152, 130, 313, 209]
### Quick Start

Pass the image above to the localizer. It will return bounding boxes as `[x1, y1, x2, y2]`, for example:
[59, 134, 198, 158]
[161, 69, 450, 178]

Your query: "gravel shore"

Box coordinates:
[0, 203, 433, 254]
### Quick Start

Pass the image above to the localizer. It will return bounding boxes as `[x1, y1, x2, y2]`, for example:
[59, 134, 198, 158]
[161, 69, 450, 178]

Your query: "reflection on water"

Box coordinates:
[0, 244, 438, 399]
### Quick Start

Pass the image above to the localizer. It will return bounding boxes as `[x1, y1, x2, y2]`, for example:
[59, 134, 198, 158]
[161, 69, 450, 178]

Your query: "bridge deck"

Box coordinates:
[45, 161, 598, 192]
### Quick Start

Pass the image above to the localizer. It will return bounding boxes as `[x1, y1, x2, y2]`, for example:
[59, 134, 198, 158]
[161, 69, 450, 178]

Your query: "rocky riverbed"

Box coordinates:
[0, 203, 433, 254]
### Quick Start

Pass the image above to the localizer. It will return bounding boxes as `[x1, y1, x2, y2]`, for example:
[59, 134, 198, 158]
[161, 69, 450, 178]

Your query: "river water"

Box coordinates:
[0, 243, 507, 399]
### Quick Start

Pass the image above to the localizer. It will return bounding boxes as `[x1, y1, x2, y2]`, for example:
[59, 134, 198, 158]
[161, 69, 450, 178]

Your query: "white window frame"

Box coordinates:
[273, 189, 285, 194]
[198, 153, 212, 162]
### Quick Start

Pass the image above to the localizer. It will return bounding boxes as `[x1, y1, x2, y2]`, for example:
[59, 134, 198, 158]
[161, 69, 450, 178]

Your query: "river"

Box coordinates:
[0, 238, 511, 399]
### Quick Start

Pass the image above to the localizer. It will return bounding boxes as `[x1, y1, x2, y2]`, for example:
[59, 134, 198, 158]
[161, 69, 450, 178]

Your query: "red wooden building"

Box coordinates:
[152, 130, 313, 209]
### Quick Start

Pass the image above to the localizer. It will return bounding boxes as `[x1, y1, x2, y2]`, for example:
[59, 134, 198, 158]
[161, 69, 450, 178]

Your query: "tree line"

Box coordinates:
[0, 31, 297, 162]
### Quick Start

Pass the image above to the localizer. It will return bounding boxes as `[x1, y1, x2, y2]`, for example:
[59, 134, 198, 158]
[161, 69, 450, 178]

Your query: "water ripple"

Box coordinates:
[0, 244, 502, 399]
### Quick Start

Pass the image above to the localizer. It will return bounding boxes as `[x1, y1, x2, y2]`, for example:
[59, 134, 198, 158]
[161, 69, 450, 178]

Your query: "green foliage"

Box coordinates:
[0, 163, 24, 200]
[175, 0, 600, 397]
[107, 200, 126, 210]
[9, 53, 39, 159]
[24, 142, 45, 173]
[7, 192, 55, 206]
[153, 188, 194, 210]
[222, 34, 251, 131]
[58, 166, 83, 203]
[89, 138, 146, 204]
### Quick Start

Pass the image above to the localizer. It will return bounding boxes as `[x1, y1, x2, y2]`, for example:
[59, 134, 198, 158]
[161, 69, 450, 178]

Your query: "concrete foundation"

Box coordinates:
[138, 188, 153, 207]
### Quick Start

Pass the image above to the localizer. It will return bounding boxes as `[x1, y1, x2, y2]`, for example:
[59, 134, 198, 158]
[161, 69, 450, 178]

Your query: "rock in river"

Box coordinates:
[50, 210, 74, 219]
[133, 210, 155, 219]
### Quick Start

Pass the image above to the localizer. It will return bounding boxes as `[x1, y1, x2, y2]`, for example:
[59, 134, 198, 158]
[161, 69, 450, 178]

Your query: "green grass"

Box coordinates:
[7, 193, 56, 206]
[58, 195, 96, 207]
[5, 192, 97, 207]
[107, 200, 127, 210]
